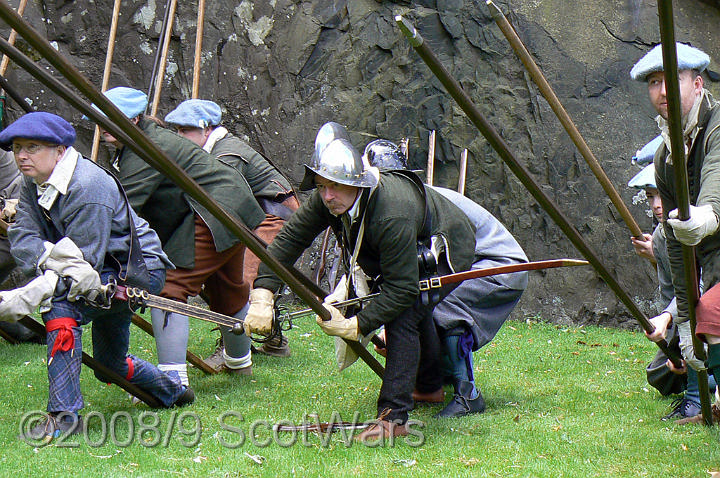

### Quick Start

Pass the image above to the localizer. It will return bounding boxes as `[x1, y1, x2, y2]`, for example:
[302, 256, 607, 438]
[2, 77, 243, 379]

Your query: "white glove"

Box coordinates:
[324, 274, 348, 305]
[1, 198, 17, 222]
[677, 321, 707, 371]
[667, 204, 720, 246]
[316, 303, 358, 341]
[39, 237, 101, 301]
[0, 269, 58, 322]
[243, 288, 275, 336]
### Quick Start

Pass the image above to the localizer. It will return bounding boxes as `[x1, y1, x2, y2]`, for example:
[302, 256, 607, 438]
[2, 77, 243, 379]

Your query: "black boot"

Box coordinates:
[434, 380, 486, 418]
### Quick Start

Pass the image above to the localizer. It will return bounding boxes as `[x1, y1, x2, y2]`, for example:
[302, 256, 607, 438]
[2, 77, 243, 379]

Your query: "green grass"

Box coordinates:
[0, 314, 718, 477]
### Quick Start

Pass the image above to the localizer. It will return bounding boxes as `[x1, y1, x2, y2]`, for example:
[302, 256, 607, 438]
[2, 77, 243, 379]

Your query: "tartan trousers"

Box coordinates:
[42, 269, 185, 413]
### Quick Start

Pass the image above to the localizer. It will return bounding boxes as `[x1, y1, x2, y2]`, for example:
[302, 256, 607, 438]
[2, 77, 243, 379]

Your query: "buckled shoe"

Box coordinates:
[20, 412, 82, 444]
[434, 380, 486, 418]
[203, 336, 225, 373]
[251, 334, 291, 357]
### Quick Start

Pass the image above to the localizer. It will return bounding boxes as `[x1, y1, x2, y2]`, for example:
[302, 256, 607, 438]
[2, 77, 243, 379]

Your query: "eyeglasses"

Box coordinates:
[12, 143, 53, 155]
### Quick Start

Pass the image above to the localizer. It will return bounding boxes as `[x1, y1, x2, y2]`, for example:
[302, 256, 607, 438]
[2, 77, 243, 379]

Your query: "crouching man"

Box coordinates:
[245, 129, 476, 442]
[1, 112, 193, 443]
[365, 140, 528, 418]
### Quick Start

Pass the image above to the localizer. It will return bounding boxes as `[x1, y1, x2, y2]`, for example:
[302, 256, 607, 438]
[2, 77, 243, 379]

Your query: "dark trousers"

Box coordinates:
[379, 299, 444, 423]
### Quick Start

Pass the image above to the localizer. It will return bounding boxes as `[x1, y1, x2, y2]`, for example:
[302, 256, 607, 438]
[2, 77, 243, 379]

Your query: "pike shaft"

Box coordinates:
[486, 0, 643, 238]
[395, 15, 682, 366]
[657, 0, 712, 425]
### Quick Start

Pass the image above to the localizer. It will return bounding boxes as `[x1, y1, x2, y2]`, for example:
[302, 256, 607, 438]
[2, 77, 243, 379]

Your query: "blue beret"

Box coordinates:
[97, 86, 148, 119]
[164, 99, 222, 128]
[631, 135, 663, 166]
[0, 111, 76, 148]
[630, 42, 710, 81]
[628, 163, 657, 190]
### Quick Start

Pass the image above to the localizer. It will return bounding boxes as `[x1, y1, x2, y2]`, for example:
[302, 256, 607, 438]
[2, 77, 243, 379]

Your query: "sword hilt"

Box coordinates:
[231, 322, 244, 335]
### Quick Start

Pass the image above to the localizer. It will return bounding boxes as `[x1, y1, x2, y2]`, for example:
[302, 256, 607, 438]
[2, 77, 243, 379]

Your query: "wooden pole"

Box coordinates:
[0, 72, 31, 111]
[395, 14, 683, 367]
[145, 0, 172, 109]
[150, 0, 177, 116]
[0, 0, 27, 126]
[458, 148, 468, 195]
[191, 0, 205, 99]
[0, 0, 26, 77]
[426, 130, 435, 185]
[90, 0, 121, 162]
[0, 5, 385, 378]
[656, 0, 713, 427]
[486, 0, 644, 239]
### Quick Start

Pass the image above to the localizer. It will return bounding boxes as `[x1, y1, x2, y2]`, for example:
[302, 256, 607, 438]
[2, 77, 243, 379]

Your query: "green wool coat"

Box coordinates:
[255, 172, 476, 334]
[211, 131, 294, 200]
[655, 91, 720, 325]
[116, 118, 265, 269]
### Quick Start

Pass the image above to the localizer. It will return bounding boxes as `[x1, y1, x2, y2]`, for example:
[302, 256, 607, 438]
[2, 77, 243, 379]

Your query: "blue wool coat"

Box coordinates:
[10, 155, 170, 277]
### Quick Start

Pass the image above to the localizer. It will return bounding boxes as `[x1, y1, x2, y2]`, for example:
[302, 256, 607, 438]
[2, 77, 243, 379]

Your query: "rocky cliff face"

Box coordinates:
[3, 0, 719, 328]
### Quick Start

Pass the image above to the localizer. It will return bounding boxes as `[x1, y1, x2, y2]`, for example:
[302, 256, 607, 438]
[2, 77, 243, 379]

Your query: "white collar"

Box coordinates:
[203, 126, 228, 153]
[36, 147, 80, 211]
[344, 167, 380, 222]
[656, 89, 708, 158]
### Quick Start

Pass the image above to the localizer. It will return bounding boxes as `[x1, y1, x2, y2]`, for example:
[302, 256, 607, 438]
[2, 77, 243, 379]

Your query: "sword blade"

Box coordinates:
[282, 258, 589, 322]
[112, 284, 242, 331]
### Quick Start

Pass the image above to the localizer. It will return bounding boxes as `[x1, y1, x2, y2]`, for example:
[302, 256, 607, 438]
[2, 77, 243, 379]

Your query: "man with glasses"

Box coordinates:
[1, 112, 192, 443]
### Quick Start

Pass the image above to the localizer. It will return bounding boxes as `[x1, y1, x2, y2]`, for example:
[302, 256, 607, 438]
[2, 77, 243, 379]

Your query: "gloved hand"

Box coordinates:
[39, 237, 101, 301]
[324, 274, 348, 305]
[316, 302, 358, 341]
[243, 288, 275, 336]
[1, 198, 18, 222]
[667, 204, 720, 246]
[0, 269, 58, 322]
[677, 321, 707, 371]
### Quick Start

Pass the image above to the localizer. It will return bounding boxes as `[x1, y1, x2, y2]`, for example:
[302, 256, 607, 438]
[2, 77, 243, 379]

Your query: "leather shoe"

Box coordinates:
[435, 380, 486, 418]
[173, 386, 195, 407]
[661, 397, 701, 421]
[354, 419, 408, 442]
[204, 337, 226, 373]
[251, 334, 291, 357]
[412, 387, 445, 404]
[675, 404, 720, 425]
[223, 364, 252, 376]
[20, 412, 82, 443]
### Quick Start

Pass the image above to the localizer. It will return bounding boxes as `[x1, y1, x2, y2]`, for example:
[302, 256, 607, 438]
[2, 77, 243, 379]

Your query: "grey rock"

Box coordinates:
[2, 0, 719, 328]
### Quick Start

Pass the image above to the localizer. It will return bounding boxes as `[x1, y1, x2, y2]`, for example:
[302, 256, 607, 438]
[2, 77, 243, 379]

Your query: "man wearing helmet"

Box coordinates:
[365, 139, 528, 419]
[245, 123, 476, 441]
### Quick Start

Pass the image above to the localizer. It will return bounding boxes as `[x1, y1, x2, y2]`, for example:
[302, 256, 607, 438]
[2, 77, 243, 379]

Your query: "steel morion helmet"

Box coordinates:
[300, 138, 378, 190]
[314, 121, 351, 157]
[363, 139, 407, 170]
